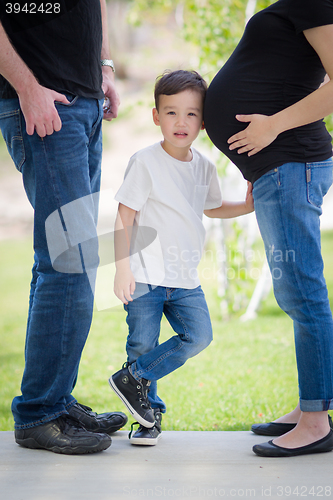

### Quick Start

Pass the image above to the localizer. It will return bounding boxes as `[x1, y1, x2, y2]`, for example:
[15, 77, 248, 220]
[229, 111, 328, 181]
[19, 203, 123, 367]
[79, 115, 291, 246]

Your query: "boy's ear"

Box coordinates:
[201, 121, 205, 131]
[152, 108, 160, 126]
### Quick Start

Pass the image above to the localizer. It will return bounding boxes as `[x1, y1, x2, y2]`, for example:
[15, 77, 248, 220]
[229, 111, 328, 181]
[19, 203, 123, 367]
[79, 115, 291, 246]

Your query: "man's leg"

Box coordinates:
[11, 95, 102, 427]
[0, 96, 121, 452]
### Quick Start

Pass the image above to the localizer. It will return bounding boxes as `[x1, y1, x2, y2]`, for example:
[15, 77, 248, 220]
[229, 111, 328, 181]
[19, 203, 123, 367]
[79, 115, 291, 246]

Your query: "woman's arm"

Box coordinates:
[227, 24, 333, 156]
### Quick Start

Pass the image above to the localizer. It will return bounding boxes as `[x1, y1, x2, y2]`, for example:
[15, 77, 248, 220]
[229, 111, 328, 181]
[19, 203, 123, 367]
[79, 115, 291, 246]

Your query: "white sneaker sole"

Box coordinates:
[108, 376, 155, 428]
[130, 434, 161, 446]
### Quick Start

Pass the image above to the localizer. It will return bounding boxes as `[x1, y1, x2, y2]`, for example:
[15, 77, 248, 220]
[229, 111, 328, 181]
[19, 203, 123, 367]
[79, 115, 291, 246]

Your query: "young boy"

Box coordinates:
[109, 70, 254, 445]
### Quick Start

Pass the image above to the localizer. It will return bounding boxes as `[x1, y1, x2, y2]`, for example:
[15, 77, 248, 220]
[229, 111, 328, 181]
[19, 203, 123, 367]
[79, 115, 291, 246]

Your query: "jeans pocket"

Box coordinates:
[0, 107, 25, 172]
[54, 94, 79, 107]
[306, 160, 333, 208]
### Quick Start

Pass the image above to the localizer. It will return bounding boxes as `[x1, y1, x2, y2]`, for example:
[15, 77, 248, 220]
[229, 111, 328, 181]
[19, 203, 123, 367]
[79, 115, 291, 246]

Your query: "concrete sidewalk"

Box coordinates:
[1, 430, 333, 500]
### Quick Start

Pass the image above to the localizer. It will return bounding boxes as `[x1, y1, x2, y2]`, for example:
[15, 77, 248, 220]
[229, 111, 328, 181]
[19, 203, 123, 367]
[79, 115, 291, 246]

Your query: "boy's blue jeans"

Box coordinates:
[0, 95, 103, 428]
[125, 284, 213, 412]
[253, 159, 333, 412]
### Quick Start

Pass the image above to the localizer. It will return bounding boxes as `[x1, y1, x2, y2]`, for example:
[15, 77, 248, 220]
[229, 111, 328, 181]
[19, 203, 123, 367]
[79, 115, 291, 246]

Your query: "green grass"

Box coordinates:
[1, 232, 333, 431]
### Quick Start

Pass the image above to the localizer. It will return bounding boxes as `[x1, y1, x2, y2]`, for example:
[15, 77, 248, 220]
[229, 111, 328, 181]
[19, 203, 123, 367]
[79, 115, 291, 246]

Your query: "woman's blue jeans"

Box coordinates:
[253, 160, 333, 411]
[0, 95, 103, 428]
[125, 284, 213, 412]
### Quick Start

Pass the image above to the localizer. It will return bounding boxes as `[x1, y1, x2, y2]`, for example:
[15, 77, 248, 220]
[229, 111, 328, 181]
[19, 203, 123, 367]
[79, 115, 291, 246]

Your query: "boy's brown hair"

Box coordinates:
[154, 70, 207, 111]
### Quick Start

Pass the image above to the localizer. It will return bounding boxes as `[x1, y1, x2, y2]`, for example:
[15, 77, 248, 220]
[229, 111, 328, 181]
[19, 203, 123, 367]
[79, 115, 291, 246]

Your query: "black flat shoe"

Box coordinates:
[251, 421, 296, 436]
[253, 430, 333, 457]
[252, 414, 333, 436]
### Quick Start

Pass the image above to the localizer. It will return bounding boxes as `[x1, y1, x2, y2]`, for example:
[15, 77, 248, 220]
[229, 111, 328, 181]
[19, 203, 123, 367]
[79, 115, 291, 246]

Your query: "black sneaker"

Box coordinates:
[68, 402, 128, 434]
[15, 415, 112, 455]
[109, 365, 155, 428]
[129, 409, 162, 446]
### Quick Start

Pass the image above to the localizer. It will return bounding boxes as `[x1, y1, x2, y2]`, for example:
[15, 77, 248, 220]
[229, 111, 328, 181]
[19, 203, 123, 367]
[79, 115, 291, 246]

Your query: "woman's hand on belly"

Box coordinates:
[227, 113, 278, 156]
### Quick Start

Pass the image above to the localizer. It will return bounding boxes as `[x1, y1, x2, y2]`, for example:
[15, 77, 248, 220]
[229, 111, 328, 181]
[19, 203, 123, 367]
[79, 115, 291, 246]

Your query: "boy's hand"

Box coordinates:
[114, 268, 136, 305]
[245, 181, 254, 213]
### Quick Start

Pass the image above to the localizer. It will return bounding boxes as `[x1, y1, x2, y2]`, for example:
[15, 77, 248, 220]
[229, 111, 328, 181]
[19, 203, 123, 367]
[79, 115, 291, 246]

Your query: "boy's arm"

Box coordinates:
[114, 203, 136, 304]
[204, 182, 254, 219]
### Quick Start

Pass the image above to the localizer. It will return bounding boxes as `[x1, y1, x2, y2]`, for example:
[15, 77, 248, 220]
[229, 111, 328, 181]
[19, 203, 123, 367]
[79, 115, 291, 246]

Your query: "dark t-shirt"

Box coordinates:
[0, 0, 104, 99]
[204, 0, 333, 183]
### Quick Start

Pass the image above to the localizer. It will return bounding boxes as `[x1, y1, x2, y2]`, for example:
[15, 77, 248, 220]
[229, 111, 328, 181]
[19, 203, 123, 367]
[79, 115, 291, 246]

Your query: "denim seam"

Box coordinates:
[65, 399, 77, 410]
[41, 276, 72, 406]
[135, 296, 190, 377]
[136, 342, 184, 377]
[88, 99, 103, 144]
[168, 302, 190, 341]
[15, 110, 26, 171]
[0, 109, 20, 119]
[40, 135, 63, 211]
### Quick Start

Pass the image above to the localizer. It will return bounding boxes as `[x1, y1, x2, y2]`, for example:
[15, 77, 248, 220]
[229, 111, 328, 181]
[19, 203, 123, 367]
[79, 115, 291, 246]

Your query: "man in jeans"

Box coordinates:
[0, 0, 126, 454]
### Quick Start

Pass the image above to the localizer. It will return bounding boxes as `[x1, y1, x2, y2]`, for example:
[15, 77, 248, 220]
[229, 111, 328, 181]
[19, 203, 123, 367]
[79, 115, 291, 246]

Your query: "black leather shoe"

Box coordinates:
[253, 430, 333, 457]
[252, 414, 333, 436]
[109, 365, 155, 428]
[68, 402, 128, 434]
[15, 415, 111, 454]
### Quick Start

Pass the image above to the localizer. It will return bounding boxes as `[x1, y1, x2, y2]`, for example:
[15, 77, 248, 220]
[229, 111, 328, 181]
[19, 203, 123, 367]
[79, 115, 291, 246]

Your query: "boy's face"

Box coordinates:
[152, 90, 204, 160]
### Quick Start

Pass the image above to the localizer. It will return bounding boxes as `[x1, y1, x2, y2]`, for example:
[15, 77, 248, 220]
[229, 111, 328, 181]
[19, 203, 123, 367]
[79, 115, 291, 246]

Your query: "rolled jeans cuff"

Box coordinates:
[300, 398, 333, 412]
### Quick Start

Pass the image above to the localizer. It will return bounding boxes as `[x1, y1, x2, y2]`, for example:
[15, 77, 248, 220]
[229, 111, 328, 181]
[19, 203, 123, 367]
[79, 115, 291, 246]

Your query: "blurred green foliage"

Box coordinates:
[129, 0, 274, 78]
[128, 0, 333, 136]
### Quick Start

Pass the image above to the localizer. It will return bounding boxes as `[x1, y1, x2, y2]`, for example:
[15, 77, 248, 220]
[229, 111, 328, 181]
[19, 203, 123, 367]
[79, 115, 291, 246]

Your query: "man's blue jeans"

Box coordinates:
[253, 160, 333, 411]
[0, 95, 103, 428]
[125, 284, 213, 412]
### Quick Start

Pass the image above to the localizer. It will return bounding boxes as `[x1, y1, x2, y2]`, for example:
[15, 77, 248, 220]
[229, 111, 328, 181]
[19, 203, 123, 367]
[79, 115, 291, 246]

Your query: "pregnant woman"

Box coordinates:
[204, 0, 333, 457]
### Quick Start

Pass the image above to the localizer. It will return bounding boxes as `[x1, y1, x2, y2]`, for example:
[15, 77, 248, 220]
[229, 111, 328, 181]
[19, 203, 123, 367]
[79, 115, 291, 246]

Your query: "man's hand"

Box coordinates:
[114, 268, 136, 305]
[227, 114, 278, 156]
[102, 68, 120, 121]
[18, 84, 69, 137]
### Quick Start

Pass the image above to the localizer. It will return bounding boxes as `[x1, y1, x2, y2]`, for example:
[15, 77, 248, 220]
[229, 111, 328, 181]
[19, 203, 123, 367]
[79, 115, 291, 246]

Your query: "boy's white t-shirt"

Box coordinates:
[115, 142, 222, 289]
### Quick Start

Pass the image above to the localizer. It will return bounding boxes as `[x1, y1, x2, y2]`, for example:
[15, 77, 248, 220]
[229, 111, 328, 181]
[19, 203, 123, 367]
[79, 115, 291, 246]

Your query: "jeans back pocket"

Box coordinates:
[0, 106, 25, 172]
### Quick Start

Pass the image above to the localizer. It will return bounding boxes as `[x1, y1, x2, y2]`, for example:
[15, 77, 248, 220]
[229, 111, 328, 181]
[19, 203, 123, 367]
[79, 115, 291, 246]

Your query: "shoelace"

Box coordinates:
[128, 421, 141, 439]
[74, 402, 97, 417]
[136, 384, 152, 409]
[123, 361, 152, 410]
[57, 414, 85, 434]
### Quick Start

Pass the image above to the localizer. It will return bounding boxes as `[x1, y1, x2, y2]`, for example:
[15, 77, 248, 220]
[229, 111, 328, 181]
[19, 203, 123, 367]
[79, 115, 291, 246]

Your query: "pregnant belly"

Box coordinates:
[204, 70, 285, 156]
